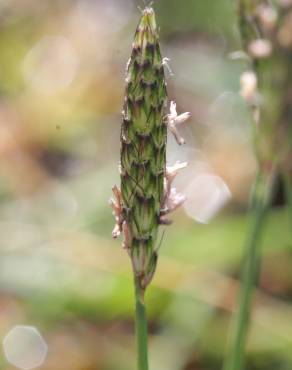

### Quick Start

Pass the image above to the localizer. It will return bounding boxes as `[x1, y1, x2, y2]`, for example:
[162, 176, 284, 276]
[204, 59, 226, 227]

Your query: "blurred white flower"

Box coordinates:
[248, 38, 272, 58]
[240, 71, 258, 104]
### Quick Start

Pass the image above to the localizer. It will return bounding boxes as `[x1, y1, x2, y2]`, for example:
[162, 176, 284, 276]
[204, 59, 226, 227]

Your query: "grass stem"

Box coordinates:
[223, 170, 274, 370]
[135, 277, 149, 370]
[283, 173, 292, 232]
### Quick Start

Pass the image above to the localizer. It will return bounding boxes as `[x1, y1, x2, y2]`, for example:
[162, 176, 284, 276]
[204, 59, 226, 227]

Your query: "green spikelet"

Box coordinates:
[120, 7, 167, 290]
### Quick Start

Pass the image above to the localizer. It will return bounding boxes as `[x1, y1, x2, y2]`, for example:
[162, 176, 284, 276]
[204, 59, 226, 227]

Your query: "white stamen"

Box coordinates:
[166, 101, 191, 145]
[110, 185, 123, 239]
[165, 161, 188, 191]
[169, 101, 177, 117]
[175, 112, 191, 125]
[166, 161, 188, 177]
[162, 57, 174, 77]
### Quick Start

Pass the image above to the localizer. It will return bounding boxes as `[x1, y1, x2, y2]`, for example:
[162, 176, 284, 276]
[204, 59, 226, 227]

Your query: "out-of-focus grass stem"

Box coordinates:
[223, 0, 282, 367]
[283, 173, 292, 233]
[223, 169, 275, 370]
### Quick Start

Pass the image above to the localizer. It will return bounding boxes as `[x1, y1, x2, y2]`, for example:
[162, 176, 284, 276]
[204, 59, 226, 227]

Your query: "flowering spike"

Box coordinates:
[119, 7, 168, 290]
[112, 7, 189, 291]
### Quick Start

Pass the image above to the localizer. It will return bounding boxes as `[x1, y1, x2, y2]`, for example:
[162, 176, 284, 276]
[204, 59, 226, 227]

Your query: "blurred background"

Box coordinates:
[0, 0, 291, 369]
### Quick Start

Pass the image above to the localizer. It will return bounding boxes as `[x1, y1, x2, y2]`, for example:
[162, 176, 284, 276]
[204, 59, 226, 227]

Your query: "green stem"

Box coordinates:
[283, 172, 292, 231]
[134, 278, 149, 370]
[223, 170, 274, 370]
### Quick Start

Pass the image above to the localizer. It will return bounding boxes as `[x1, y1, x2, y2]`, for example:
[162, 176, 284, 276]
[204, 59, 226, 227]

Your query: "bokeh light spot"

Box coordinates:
[22, 36, 79, 94]
[184, 174, 231, 224]
[3, 325, 48, 370]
